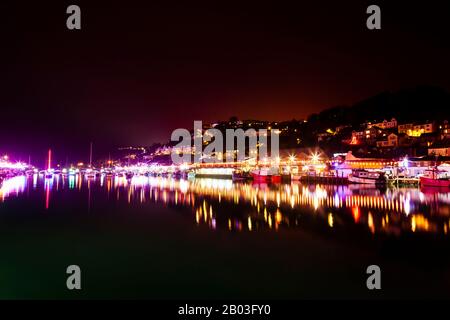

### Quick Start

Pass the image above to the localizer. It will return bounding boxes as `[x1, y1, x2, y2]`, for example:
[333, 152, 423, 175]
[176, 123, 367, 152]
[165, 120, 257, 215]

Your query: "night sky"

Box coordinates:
[2, 1, 450, 165]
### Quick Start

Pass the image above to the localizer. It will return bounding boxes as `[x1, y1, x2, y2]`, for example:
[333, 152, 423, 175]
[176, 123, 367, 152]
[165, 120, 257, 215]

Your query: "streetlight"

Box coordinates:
[311, 152, 320, 163]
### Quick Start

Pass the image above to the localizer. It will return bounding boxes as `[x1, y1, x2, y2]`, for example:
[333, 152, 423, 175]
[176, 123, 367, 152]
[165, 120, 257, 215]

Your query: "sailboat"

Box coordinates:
[85, 142, 97, 179]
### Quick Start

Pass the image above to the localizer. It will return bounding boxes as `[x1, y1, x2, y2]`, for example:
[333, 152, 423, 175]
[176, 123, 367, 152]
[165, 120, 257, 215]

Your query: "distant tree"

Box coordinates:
[229, 116, 239, 124]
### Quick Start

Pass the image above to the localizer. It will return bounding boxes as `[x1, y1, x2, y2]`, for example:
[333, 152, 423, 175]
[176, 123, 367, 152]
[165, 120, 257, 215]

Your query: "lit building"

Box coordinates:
[376, 133, 398, 148]
[439, 120, 450, 140]
[367, 118, 398, 130]
[349, 130, 365, 145]
[398, 122, 436, 137]
[341, 151, 395, 169]
[428, 140, 450, 156]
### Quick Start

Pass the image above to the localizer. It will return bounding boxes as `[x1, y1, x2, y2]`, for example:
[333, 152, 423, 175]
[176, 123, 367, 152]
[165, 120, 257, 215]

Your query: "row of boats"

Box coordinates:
[348, 168, 450, 187]
[4, 163, 449, 189]
[248, 167, 450, 187]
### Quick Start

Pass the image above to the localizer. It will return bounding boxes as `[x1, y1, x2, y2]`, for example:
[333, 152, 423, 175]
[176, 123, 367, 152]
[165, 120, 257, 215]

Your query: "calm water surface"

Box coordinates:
[1, 174, 450, 299]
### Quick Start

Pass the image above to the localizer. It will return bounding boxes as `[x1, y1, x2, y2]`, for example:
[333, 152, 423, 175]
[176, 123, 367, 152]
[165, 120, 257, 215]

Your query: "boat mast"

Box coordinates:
[89, 142, 93, 168]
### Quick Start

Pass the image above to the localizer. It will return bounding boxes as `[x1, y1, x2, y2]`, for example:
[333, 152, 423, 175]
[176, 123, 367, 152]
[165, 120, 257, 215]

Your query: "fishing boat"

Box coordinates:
[271, 174, 282, 183]
[348, 169, 387, 185]
[251, 167, 281, 183]
[251, 169, 270, 182]
[420, 168, 450, 187]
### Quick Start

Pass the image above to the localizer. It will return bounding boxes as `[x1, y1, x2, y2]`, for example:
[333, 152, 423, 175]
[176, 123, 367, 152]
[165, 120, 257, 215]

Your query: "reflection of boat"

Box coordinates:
[420, 168, 450, 187]
[420, 185, 450, 195]
[348, 169, 387, 184]
[347, 184, 385, 196]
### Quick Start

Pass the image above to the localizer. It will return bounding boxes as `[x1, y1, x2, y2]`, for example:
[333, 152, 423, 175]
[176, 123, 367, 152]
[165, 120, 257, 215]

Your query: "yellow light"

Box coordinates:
[328, 213, 334, 228]
[311, 153, 320, 163]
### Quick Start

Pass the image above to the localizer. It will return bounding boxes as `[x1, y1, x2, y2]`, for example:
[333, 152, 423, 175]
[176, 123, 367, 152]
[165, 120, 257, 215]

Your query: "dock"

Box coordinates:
[388, 177, 420, 186]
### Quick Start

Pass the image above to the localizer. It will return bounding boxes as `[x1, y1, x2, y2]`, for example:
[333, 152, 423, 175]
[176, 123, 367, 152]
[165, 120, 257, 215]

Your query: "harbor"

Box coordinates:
[2, 150, 450, 189]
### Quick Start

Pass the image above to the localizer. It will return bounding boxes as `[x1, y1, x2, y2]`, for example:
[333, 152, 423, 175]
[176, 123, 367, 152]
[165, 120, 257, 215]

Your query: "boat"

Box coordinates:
[420, 168, 450, 187]
[84, 142, 98, 179]
[348, 169, 387, 185]
[84, 168, 97, 179]
[125, 172, 134, 179]
[271, 174, 282, 183]
[251, 169, 270, 182]
[44, 171, 54, 179]
[251, 167, 281, 183]
[187, 171, 196, 179]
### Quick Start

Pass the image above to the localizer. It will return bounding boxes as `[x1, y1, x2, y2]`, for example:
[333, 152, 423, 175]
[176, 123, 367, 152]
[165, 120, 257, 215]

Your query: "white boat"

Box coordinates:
[348, 169, 387, 184]
[84, 168, 97, 178]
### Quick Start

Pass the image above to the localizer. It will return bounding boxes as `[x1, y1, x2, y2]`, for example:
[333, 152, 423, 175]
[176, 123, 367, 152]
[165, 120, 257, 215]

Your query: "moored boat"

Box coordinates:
[348, 169, 387, 185]
[420, 168, 450, 187]
[84, 168, 97, 179]
[251, 167, 280, 183]
[271, 175, 282, 183]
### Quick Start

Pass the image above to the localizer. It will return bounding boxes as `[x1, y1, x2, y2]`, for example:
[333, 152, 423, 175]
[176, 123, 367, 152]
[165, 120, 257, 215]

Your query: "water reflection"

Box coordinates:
[0, 175, 26, 200]
[1, 175, 450, 235]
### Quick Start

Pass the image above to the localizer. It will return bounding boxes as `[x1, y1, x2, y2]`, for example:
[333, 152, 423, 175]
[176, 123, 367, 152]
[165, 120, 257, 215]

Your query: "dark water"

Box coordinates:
[1, 174, 450, 299]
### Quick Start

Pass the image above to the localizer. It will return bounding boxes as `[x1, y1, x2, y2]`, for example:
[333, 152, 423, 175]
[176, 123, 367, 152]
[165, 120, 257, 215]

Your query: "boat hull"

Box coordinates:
[271, 175, 282, 183]
[252, 173, 270, 182]
[348, 175, 386, 185]
[420, 177, 450, 187]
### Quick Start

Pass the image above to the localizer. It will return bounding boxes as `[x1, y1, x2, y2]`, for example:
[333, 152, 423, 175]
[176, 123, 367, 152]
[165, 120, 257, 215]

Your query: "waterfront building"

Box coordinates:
[339, 151, 396, 170]
[439, 120, 450, 140]
[428, 140, 450, 156]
